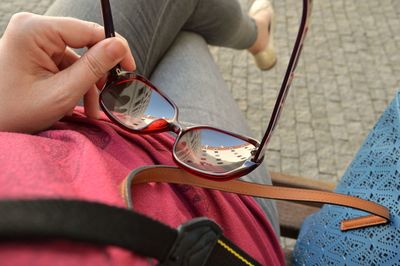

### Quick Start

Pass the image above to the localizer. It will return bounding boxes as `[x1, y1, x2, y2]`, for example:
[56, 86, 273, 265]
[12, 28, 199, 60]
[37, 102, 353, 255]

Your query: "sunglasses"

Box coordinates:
[99, 0, 313, 180]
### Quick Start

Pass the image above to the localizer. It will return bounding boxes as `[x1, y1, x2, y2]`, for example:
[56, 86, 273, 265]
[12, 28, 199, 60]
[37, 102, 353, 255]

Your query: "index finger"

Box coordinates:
[47, 16, 105, 48]
[44, 16, 135, 71]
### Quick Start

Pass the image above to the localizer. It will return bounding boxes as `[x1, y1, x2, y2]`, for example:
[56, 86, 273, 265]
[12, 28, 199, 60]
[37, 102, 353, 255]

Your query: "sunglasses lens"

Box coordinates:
[175, 128, 256, 174]
[101, 78, 175, 130]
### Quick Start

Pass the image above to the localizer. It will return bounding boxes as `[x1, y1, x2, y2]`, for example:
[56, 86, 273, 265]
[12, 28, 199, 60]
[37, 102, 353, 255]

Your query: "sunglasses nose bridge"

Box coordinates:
[170, 121, 182, 135]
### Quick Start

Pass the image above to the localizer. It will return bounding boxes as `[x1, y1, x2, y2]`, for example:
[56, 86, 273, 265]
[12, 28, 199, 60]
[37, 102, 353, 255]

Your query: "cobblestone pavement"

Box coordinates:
[1, 0, 399, 183]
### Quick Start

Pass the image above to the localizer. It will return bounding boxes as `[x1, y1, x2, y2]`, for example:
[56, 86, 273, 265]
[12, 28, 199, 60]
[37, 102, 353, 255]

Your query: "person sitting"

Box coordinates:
[0, 0, 284, 265]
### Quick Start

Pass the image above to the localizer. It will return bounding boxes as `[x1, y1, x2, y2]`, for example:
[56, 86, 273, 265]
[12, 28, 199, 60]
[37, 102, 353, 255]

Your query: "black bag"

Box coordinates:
[0, 198, 262, 266]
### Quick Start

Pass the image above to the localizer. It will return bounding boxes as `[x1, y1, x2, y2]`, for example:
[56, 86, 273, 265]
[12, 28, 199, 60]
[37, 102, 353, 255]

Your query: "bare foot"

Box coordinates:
[248, 2, 273, 55]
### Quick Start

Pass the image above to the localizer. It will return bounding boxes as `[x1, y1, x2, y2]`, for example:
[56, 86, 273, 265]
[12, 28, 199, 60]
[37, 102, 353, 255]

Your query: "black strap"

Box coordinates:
[0, 199, 261, 266]
[0, 199, 176, 260]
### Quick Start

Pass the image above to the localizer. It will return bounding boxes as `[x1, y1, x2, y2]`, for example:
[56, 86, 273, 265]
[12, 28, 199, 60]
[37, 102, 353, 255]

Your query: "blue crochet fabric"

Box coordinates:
[293, 92, 400, 265]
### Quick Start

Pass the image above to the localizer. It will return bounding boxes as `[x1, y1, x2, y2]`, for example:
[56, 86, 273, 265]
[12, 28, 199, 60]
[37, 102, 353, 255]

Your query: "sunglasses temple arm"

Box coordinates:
[100, 0, 121, 78]
[253, 0, 313, 162]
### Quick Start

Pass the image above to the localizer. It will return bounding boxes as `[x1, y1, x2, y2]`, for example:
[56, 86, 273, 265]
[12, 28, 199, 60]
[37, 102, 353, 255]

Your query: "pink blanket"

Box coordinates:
[0, 108, 284, 265]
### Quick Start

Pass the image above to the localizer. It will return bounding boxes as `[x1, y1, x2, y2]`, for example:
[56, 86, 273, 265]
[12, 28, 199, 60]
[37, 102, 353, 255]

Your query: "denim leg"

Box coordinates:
[150, 32, 280, 234]
[45, 0, 256, 76]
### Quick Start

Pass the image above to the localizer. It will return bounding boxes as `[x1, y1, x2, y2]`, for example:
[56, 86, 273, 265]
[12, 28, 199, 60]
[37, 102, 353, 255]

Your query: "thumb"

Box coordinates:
[56, 37, 128, 101]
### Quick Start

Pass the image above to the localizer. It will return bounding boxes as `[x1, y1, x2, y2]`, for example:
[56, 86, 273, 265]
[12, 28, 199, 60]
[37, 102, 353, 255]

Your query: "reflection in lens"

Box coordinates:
[175, 128, 256, 174]
[101, 78, 175, 130]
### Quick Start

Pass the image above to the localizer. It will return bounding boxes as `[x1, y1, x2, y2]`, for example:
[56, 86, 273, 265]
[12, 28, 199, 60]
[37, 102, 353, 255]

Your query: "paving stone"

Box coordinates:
[333, 139, 354, 156]
[310, 94, 327, 115]
[247, 83, 263, 106]
[231, 77, 247, 100]
[232, 65, 248, 79]
[281, 141, 299, 159]
[247, 64, 263, 84]
[330, 125, 348, 140]
[318, 157, 337, 175]
[326, 101, 345, 126]
[281, 156, 300, 174]
[346, 121, 363, 135]
[267, 133, 281, 151]
[317, 173, 338, 182]
[299, 152, 319, 177]
[322, 82, 341, 102]
[298, 138, 316, 156]
[334, 154, 354, 177]
[296, 122, 314, 140]
[236, 99, 248, 113]
[311, 117, 330, 131]
[295, 109, 312, 123]
[265, 149, 281, 170]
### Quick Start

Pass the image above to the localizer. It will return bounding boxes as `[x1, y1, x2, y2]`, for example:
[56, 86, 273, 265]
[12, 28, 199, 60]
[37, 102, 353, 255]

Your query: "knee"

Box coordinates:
[202, 0, 244, 45]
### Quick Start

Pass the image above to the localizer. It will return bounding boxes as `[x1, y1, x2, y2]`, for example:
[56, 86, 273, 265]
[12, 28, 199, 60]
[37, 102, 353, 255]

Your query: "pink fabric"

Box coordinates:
[0, 108, 284, 266]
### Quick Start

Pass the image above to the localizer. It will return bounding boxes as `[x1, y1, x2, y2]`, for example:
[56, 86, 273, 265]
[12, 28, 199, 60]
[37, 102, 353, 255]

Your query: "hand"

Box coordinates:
[0, 12, 135, 133]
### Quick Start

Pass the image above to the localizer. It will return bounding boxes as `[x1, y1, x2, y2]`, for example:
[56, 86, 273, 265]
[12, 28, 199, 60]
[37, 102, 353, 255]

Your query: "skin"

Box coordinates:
[0, 12, 135, 133]
[248, 5, 272, 55]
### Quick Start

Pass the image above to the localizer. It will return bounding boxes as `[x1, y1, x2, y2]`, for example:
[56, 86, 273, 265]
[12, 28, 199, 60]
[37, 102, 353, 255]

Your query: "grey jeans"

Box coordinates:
[46, 0, 279, 234]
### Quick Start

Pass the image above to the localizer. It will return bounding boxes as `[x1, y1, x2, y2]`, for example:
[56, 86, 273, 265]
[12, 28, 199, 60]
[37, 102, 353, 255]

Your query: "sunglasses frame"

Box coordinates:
[99, 0, 313, 180]
[100, 71, 261, 180]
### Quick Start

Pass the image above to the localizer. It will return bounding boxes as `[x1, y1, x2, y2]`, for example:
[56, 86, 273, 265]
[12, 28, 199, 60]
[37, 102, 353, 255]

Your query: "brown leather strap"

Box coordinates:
[121, 166, 390, 231]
